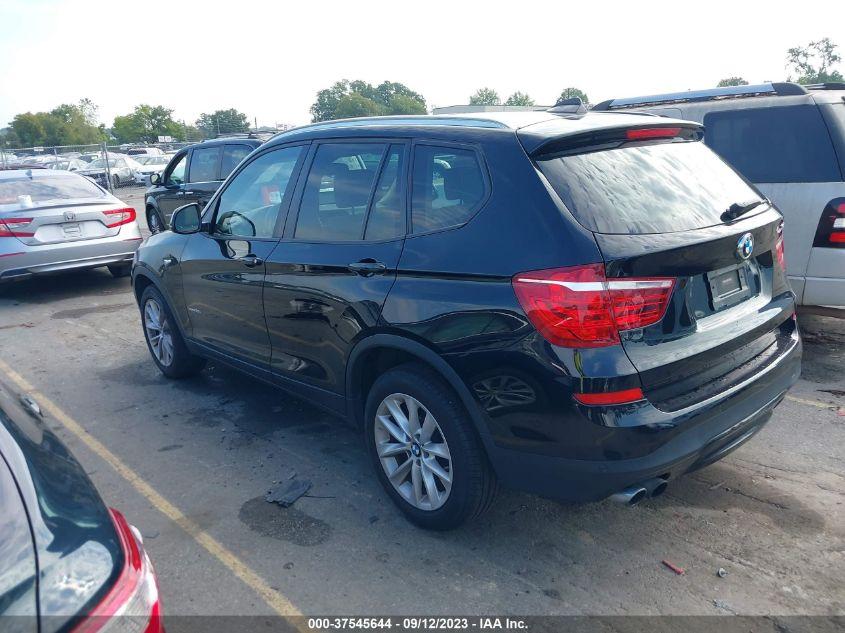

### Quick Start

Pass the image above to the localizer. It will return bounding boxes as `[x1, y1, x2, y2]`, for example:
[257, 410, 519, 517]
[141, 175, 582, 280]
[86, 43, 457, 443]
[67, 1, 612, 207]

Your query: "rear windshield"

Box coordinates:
[537, 140, 763, 235]
[703, 105, 841, 183]
[0, 173, 106, 212]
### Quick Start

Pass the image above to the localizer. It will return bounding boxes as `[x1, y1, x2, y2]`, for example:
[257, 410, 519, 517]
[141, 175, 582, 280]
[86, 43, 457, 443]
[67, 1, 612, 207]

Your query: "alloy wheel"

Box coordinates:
[144, 299, 174, 367]
[374, 393, 453, 511]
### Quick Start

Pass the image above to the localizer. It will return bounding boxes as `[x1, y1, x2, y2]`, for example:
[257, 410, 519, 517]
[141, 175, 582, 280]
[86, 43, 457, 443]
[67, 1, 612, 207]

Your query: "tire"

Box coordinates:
[147, 208, 163, 234]
[112, 174, 120, 190]
[364, 363, 496, 530]
[107, 264, 131, 278]
[140, 285, 205, 379]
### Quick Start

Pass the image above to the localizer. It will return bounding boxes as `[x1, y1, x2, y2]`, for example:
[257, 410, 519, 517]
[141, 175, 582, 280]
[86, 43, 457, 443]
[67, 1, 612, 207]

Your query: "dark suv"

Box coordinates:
[132, 112, 801, 529]
[144, 137, 262, 233]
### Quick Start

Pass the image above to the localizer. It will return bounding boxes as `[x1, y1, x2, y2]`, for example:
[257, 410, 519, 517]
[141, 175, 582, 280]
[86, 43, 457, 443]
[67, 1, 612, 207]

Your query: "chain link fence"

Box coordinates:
[0, 141, 196, 193]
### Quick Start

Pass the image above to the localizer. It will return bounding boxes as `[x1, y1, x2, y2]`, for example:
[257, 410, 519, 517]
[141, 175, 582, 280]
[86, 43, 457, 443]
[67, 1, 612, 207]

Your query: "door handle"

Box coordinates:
[162, 255, 178, 268]
[183, 191, 195, 196]
[348, 260, 387, 276]
[238, 254, 264, 268]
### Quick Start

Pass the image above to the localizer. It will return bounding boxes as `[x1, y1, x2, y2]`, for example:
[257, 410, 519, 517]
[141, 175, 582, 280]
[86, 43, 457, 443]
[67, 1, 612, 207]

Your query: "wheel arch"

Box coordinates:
[345, 334, 492, 445]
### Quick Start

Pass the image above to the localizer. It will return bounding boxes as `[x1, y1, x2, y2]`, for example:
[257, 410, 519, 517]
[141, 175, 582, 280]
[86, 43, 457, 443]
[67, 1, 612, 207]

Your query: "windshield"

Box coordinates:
[136, 156, 168, 166]
[0, 173, 106, 211]
[87, 158, 118, 169]
[536, 140, 764, 235]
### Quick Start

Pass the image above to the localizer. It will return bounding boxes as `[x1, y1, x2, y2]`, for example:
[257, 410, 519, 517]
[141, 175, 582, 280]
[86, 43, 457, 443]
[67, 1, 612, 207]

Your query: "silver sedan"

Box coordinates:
[0, 168, 142, 281]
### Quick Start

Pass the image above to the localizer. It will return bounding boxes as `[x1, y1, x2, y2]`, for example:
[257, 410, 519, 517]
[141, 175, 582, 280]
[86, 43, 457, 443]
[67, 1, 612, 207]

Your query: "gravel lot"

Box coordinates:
[0, 193, 843, 618]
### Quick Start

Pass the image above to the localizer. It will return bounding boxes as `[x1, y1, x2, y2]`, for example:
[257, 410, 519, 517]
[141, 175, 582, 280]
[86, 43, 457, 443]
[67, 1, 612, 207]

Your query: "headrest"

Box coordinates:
[334, 169, 373, 208]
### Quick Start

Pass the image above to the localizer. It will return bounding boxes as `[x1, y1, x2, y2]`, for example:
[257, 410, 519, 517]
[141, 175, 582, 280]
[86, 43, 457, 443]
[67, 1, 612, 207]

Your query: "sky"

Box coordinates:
[0, 0, 842, 130]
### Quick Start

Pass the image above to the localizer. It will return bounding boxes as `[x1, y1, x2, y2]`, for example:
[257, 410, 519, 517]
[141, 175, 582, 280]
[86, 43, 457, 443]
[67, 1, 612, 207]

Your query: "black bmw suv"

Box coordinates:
[132, 112, 801, 529]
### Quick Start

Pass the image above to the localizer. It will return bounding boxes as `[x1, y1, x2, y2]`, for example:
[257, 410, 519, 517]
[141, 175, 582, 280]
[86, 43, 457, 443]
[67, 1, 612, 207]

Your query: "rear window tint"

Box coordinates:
[703, 105, 841, 183]
[411, 146, 486, 233]
[0, 173, 106, 212]
[537, 140, 762, 235]
[221, 144, 253, 178]
[189, 146, 221, 182]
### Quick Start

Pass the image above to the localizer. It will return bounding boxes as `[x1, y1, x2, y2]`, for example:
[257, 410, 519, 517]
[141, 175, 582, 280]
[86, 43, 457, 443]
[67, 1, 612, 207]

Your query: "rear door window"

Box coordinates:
[536, 140, 763, 235]
[188, 146, 222, 183]
[364, 144, 406, 240]
[704, 105, 841, 183]
[294, 143, 386, 241]
[221, 144, 253, 179]
[411, 145, 486, 233]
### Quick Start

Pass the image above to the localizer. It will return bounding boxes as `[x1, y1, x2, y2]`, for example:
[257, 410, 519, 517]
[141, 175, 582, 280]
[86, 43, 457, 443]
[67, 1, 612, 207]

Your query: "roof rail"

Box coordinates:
[592, 82, 808, 111]
[804, 82, 845, 91]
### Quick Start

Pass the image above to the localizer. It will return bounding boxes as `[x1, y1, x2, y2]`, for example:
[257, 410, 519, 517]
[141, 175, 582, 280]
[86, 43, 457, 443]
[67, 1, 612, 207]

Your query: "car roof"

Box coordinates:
[190, 137, 263, 149]
[0, 167, 83, 179]
[263, 111, 682, 151]
[593, 81, 845, 111]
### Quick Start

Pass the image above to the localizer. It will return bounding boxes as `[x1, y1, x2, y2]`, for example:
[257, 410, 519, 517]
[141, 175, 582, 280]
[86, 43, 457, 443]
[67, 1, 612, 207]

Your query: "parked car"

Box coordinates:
[0, 168, 141, 281]
[132, 112, 801, 529]
[79, 155, 142, 189]
[0, 378, 163, 631]
[593, 82, 845, 308]
[40, 157, 88, 172]
[79, 152, 102, 163]
[134, 155, 171, 185]
[127, 147, 165, 157]
[144, 138, 262, 233]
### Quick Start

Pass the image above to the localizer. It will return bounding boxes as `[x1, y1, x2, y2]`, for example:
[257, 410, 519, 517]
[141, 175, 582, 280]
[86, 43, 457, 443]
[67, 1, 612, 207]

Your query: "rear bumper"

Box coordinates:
[0, 228, 142, 281]
[486, 331, 801, 503]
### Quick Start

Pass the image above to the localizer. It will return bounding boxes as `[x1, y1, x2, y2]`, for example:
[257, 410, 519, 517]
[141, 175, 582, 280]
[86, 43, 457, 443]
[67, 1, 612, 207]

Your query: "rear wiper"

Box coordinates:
[721, 198, 769, 223]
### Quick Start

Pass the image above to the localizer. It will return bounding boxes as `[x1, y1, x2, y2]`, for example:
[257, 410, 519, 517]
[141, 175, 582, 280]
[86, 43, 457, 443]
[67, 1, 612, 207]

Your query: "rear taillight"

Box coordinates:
[0, 217, 34, 237]
[103, 207, 136, 228]
[512, 263, 675, 348]
[72, 508, 163, 633]
[775, 221, 787, 271]
[813, 199, 845, 248]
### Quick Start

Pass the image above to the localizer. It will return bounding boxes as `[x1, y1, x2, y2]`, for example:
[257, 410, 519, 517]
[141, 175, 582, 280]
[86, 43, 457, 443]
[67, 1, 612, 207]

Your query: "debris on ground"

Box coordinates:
[717, 567, 728, 578]
[713, 599, 735, 613]
[661, 559, 685, 575]
[265, 479, 312, 507]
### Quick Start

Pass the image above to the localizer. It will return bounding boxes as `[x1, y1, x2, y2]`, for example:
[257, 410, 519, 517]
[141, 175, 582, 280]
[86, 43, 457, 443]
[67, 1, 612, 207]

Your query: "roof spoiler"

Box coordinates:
[592, 82, 808, 111]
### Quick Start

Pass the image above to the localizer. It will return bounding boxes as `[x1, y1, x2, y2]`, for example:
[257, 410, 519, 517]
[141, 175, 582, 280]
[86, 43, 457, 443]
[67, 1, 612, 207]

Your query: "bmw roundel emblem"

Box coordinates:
[737, 233, 754, 260]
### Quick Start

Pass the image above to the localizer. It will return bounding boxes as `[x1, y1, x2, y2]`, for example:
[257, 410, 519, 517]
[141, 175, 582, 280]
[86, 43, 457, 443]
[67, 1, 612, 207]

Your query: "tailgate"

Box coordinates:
[531, 124, 797, 411]
[595, 209, 795, 410]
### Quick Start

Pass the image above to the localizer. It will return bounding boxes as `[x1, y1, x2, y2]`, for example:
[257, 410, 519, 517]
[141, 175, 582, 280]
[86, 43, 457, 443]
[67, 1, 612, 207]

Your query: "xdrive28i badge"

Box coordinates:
[737, 233, 754, 260]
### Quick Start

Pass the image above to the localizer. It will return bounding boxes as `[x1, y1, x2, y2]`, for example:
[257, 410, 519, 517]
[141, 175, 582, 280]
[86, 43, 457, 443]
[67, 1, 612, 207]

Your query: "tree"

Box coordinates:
[334, 94, 386, 119]
[310, 80, 427, 122]
[8, 100, 104, 147]
[196, 108, 251, 138]
[556, 87, 589, 104]
[717, 77, 749, 87]
[111, 104, 182, 143]
[468, 87, 500, 106]
[387, 94, 427, 115]
[787, 38, 844, 84]
[505, 91, 535, 107]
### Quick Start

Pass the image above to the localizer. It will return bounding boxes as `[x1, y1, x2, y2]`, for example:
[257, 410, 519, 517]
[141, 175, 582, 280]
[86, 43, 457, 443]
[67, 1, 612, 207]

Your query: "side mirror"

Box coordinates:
[149, 172, 161, 185]
[171, 203, 202, 234]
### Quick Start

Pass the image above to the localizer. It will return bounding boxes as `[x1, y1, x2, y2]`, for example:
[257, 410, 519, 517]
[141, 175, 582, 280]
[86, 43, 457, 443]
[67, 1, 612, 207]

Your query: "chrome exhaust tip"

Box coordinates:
[643, 477, 669, 499]
[610, 486, 648, 506]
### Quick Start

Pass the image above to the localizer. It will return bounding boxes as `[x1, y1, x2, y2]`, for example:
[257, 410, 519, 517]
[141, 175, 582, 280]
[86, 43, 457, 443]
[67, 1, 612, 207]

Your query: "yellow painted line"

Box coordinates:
[785, 394, 840, 409]
[0, 358, 304, 620]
